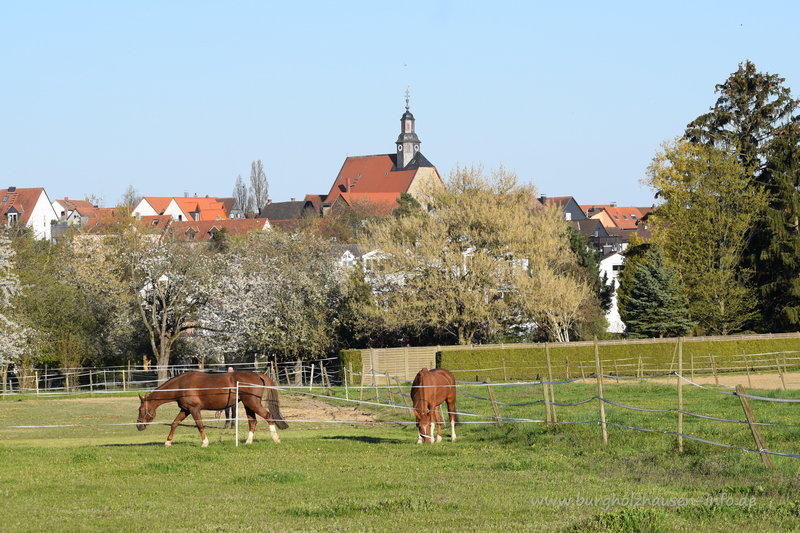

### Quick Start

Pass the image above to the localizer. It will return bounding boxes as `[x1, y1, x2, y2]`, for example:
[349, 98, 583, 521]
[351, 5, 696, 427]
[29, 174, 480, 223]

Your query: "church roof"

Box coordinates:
[324, 153, 435, 211]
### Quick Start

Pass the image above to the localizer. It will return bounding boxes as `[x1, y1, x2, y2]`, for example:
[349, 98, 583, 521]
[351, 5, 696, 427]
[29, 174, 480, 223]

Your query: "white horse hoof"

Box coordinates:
[201, 438, 209, 448]
[436, 435, 442, 443]
[164, 440, 172, 447]
[451, 436, 457, 442]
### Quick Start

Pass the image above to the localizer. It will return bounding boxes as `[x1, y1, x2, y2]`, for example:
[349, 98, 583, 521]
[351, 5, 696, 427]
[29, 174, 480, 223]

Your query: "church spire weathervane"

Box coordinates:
[405, 86, 410, 111]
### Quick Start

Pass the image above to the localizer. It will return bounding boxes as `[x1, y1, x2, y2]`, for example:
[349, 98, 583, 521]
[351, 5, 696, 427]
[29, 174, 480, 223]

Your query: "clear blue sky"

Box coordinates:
[3, 1, 799, 208]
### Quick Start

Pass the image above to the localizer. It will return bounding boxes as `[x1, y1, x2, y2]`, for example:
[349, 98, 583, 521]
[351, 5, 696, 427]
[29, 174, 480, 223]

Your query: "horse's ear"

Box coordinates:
[138, 393, 144, 401]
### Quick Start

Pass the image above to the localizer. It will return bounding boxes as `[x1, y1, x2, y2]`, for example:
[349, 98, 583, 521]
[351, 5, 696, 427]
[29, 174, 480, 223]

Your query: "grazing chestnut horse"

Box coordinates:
[136, 371, 288, 447]
[410, 368, 459, 444]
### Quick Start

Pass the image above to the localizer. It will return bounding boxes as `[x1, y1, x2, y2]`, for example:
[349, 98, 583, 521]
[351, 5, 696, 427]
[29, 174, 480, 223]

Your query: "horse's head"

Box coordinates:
[414, 406, 433, 444]
[136, 394, 155, 431]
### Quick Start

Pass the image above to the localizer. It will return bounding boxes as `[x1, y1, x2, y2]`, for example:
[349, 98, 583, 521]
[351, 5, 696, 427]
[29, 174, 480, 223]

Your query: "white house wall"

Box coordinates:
[599, 252, 625, 334]
[30, 191, 58, 240]
[132, 199, 159, 217]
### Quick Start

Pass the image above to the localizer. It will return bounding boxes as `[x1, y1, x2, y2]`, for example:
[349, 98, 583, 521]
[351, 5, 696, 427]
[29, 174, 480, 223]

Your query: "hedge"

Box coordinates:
[339, 349, 363, 385]
[436, 337, 800, 383]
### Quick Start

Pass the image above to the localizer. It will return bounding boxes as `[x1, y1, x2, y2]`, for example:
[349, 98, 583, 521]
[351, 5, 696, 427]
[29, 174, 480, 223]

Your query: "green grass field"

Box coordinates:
[2, 379, 800, 532]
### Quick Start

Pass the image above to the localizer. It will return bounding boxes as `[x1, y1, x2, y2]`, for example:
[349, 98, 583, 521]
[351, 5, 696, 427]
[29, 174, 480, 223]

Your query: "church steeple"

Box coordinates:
[395, 88, 420, 169]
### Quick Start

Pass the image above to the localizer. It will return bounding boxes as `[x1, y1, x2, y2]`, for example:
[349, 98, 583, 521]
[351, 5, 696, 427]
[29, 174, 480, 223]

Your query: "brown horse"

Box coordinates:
[136, 371, 288, 447]
[410, 368, 459, 444]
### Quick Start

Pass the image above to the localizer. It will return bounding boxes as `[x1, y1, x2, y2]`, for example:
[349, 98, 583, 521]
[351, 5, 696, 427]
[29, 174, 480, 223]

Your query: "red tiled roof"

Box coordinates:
[167, 219, 268, 241]
[325, 154, 418, 209]
[1, 187, 47, 226]
[172, 197, 229, 221]
[141, 197, 173, 215]
[581, 204, 652, 230]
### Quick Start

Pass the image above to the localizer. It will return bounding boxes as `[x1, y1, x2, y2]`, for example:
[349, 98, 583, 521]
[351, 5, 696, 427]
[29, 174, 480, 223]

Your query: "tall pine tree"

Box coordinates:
[751, 124, 800, 328]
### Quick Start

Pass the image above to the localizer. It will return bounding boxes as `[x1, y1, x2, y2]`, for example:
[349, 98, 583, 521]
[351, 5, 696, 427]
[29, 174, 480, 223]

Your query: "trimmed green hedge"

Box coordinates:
[339, 349, 362, 385]
[436, 337, 800, 382]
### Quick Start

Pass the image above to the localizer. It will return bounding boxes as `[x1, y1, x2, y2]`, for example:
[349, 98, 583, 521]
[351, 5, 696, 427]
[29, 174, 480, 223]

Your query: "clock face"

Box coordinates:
[414, 145, 419, 152]
[398, 145, 403, 151]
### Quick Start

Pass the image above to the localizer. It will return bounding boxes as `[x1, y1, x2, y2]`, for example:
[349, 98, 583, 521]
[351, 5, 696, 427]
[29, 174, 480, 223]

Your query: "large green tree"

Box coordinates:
[646, 140, 767, 334]
[363, 165, 592, 344]
[685, 60, 800, 331]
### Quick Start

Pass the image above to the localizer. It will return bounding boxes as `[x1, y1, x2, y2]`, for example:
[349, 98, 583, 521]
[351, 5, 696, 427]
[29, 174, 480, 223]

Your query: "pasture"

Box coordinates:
[2, 379, 800, 532]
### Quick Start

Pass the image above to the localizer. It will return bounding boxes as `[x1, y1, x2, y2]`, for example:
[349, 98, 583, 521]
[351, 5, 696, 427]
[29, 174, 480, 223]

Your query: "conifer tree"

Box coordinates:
[618, 246, 694, 338]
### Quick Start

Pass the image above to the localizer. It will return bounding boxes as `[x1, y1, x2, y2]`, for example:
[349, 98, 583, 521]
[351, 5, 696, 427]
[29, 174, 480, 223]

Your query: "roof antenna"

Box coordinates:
[405, 86, 411, 111]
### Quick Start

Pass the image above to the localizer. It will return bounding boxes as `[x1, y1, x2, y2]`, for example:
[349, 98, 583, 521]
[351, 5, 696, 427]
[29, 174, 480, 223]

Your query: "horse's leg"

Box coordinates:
[188, 408, 209, 447]
[244, 407, 257, 444]
[446, 396, 457, 442]
[243, 395, 281, 443]
[165, 409, 189, 447]
[434, 404, 443, 443]
[223, 406, 232, 430]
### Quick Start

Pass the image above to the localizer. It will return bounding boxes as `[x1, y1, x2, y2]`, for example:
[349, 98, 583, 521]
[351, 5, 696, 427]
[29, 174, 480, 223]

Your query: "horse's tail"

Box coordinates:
[260, 374, 289, 430]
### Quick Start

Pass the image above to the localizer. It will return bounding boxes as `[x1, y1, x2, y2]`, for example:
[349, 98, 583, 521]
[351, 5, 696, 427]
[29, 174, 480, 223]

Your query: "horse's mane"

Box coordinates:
[146, 371, 194, 398]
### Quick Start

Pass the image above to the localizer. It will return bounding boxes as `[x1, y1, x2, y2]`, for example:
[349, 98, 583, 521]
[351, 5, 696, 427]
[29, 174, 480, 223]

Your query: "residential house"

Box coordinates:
[52, 198, 99, 224]
[599, 251, 626, 334]
[538, 196, 587, 221]
[259, 199, 317, 231]
[1, 186, 59, 240]
[311, 99, 443, 216]
[164, 218, 271, 243]
[582, 204, 653, 230]
[133, 195, 236, 222]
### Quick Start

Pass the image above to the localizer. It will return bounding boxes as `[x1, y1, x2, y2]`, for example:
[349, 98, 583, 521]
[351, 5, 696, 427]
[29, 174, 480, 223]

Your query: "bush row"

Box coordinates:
[435, 337, 800, 382]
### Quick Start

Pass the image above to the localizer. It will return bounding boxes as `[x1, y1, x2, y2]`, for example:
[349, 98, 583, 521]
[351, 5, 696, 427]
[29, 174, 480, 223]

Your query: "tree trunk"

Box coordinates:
[157, 334, 171, 383]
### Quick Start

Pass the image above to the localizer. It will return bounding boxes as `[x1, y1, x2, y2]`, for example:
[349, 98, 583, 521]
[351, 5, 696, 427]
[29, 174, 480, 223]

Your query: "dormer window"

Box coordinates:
[3, 196, 9, 202]
[186, 228, 197, 240]
[7, 212, 18, 225]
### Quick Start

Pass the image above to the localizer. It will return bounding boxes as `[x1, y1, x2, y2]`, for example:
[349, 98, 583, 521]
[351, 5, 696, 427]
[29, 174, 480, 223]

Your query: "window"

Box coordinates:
[564, 212, 571, 221]
[7, 212, 18, 225]
[1, 196, 7, 203]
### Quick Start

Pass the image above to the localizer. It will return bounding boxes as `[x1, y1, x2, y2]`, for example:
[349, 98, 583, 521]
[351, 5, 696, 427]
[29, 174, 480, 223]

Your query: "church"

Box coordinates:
[312, 96, 443, 216]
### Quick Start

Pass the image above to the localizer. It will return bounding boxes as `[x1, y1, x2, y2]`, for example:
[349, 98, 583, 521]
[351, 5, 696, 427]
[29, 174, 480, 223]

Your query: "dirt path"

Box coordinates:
[592, 372, 800, 390]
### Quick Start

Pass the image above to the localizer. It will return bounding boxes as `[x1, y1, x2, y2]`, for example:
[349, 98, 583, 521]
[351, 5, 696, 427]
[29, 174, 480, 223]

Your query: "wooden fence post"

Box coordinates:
[545, 344, 557, 422]
[637, 355, 643, 378]
[44, 364, 48, 392]
[677, 337, 683, 453]
[565, 357, 571, 380]
[502, 359, 507, 382]
[690, 352, 695, 380]
[89, 370, 93, 393]
[294, 360, 301, 386]
[710, 355, 719, 386]
[735, 384, 773, 469]
[396, 376, 409, 407]
[746, 365, 752, 389]
[776, 357, 787, 390]
[594, 338, 608, 445]
[122, 370, 127, 392]
[35, 371, 39, 396]
[309, 363, 315, 391]
[542, 382, 552, 425]
[486, 383, 503, 427]
[348, 362, 353, 387]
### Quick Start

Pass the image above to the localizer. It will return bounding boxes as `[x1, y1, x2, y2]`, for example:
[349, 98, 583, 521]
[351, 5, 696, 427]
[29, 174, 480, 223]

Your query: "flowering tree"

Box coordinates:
[127, 238, 212, 382]
[0, 232, 33, 392]
[198, 232, 343, 364]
